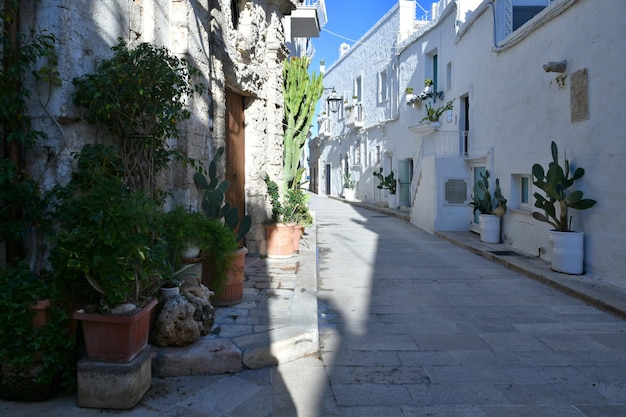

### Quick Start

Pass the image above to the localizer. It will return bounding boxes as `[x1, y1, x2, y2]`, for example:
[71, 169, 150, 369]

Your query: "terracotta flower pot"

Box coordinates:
[265, 223, 295, 258]
[73, 298, 157, 363]
[202, 246, 248, 306]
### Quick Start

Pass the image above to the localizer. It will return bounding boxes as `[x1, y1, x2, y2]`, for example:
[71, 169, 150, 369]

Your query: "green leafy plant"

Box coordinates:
[532, 141, 596, 232]
[194, 146, 251, 244]
[420, 99, 454, 123]
[424, 78, 433, 87]
[405, 87, 414, 94]
[0, 263, 75, 399]
[373, 167, 397, 195]
[0, 13, 58, 266]
[469, 170, 507, 216]
[264, 173, 312, 226]
[343, 173, 356, 190]
[72, 38, 206, 200]
[48, 145, 168, 312]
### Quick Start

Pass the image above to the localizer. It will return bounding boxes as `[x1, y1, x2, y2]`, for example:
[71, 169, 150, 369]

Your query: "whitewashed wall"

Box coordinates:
[313, 0, 626, 283]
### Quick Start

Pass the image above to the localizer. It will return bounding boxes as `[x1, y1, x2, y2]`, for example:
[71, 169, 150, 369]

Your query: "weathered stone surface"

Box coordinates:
[150, 295, 201, 347]
[77, 345, 151, 410]
[151, 276, 217, 347]
[151, 338, 243, 377]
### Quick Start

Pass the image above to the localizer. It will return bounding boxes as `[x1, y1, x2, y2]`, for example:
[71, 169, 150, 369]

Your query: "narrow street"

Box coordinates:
[290, 194, 626, 417]
[4, 194, 626, 417]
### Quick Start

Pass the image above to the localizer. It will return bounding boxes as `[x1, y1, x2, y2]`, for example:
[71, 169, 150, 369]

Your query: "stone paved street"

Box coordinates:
[307, 194, 626, 417]
[3, 193, 626, 416]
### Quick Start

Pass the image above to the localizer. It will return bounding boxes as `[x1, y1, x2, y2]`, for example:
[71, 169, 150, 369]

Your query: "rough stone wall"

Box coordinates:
[21, 0, 296, 255]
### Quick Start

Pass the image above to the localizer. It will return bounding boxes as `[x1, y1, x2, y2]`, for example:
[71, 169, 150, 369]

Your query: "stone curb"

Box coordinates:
[151, 222, 319, 377]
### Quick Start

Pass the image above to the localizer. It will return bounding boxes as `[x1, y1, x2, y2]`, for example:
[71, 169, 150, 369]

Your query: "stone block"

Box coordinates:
[77, 345, 151, 410]
[151, 338, 242, 377]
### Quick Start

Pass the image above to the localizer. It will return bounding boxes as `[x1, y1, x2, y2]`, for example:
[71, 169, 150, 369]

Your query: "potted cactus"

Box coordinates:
[532, 141, 596, 274]
[373, 167, 398, 209]
[194, 146, 251, 306]
[469, 170, 507, 243]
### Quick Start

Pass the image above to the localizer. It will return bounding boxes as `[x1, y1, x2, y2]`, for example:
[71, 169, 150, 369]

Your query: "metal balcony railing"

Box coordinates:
[423, 130, 470, 157]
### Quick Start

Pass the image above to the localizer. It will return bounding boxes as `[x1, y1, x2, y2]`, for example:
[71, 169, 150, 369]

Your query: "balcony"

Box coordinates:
[318, 118, 331, 138]
[345, 104, 363, 128]
[422, 130, 470, 157]
[288, 0, 327, 38]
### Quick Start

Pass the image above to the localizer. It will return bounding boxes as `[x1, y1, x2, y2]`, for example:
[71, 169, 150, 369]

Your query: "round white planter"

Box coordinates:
[388, 193, 398, 209]
[479, 214, 501, 243]
[160, 286, 180, 299]
[343, 188, 356, 201]
[548, 230, 585, 274]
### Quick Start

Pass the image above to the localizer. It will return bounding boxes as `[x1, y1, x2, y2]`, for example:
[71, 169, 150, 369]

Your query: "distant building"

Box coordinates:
[310, 0, 626, 281]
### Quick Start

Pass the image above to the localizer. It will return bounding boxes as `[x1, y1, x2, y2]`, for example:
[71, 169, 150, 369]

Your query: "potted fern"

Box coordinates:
[532, 141, 596, 274]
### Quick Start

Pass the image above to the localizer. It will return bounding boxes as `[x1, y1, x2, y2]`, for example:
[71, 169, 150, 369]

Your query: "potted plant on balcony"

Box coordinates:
[48, 145, 166, 363]
[194, 146, 251, 306]
[469, 170, 507, 243]
[343, 173, 357, 201]
[531, 141, 596, 274]
[405, 87, 416, 104]
[373, 167, 398, 209]
[419, 99, 454, 130]
[423, 78, 434, 93]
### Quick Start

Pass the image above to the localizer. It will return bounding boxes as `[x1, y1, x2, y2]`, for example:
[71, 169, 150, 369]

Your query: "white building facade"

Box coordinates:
[310, 0, 626, 282]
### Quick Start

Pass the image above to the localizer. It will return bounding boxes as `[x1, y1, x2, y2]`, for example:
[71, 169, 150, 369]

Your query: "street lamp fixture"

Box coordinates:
[326, 88, 343, 113]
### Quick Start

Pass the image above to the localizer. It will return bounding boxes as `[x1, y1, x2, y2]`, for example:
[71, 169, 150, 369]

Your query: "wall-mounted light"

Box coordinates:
[543, 60, 567, 73]
[325, 88, 343, 113]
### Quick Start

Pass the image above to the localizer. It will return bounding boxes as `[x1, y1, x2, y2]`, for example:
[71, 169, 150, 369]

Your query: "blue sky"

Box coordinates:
[309, 0, 436, 73]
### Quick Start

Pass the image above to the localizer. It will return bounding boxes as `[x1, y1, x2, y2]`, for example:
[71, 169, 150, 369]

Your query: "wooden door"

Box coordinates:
[225, 90, 245, 224]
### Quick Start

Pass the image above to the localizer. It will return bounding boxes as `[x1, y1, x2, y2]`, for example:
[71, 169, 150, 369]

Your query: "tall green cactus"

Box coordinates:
[194, 147, 251, 243]
[282, 57, 323, 192]
[532, 141, 596, 232]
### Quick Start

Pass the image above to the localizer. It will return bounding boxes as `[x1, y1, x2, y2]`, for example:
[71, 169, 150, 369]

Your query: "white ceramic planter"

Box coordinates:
[343, 188, 356, 201]
[479, 214, 501, 243]
[160, 286, 180, 300]
[388, 193, 398, 209]
[548, 230, 585, 274]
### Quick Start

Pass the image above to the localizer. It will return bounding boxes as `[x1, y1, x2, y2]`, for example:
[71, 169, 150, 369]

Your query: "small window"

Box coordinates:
[511, 174, 532, 211]
[521, 176, 530, 205]
[375, 145, 381, 164]
[354, 76, 362, 102]
[446, 61, 452, 91]
[379, 70, 388, 102]
[354, 139, 362, 165]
